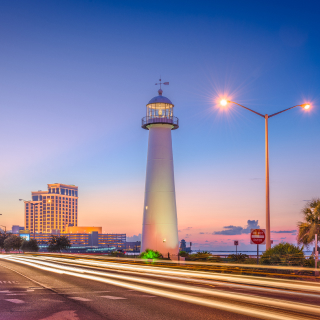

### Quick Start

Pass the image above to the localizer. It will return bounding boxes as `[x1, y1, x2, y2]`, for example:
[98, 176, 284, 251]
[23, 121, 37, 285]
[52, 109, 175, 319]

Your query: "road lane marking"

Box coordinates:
[61, 291, 110, 294]
[5, 299, 24, 304]
[41, 299, 64, 302]
[70, 297, 92, 301]
[101, 296, 127, 300]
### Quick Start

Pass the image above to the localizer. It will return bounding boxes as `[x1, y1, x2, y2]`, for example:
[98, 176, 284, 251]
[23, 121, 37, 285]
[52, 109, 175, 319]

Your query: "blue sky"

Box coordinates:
[0, 0, 319, 250]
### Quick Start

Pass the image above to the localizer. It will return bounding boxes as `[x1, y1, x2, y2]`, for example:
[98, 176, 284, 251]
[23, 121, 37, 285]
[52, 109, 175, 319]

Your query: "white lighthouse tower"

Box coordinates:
[141, 80, 179, 258]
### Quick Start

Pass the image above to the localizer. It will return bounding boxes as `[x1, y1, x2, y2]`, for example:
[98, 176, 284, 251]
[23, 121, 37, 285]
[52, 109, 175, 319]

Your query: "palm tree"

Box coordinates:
[297, 198, 320, 247]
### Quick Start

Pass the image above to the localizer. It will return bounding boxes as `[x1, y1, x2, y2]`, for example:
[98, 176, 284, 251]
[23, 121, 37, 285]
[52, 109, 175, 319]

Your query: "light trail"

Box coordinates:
[1, 255, 320, 320]
[28, 254, 320, 294]
[50, 253, 317, 272]
[21, 255, 320, 300]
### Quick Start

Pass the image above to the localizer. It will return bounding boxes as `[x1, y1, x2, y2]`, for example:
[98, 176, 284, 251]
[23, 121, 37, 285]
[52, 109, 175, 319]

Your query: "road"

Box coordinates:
[0, 255, 319, 320]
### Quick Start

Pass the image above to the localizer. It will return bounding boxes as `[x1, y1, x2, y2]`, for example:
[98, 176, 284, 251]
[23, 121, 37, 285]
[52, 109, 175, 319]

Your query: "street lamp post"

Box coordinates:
[219, 100, 310, 250]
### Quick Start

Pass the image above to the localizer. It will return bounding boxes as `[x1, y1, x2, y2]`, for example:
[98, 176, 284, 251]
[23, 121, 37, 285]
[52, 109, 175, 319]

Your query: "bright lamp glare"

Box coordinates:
[220, 99, 228, 106]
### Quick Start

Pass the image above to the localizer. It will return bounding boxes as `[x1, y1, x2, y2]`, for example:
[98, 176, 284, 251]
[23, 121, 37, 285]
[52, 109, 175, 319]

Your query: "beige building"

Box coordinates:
[66, 226, 102, 234]
[24, 183, 78, 234]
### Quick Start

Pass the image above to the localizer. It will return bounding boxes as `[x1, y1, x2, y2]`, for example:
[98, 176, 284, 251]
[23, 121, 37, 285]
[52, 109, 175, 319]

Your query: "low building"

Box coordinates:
[65, 226, 102, 234]
[12, 225, 24, 234]
[125, 241, 141, 252]
[24, 232, 126, 251]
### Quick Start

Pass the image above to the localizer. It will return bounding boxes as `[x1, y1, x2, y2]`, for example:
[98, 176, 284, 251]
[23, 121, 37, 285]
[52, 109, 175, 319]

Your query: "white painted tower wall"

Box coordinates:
[141, 124, 179, 256]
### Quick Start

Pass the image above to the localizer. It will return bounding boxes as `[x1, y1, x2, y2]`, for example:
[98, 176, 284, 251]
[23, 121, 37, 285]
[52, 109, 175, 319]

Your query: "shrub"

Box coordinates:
[303, 256, 315, 268]
[139, 249, 162, 259]
[206, 255, 222, 263]
[179, 250, 189, 257]
[109, 251, 125, 257]
[260, 242, 305, 266]
[187, 251, 221, 262]
[228, 253, 249, 263]
[243, 258, 258, 264]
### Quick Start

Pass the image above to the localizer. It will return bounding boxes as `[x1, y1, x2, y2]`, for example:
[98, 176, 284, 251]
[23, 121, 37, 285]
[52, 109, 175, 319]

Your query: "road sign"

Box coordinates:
[250, 229, 266, 245]
[234, 240, 239, 246]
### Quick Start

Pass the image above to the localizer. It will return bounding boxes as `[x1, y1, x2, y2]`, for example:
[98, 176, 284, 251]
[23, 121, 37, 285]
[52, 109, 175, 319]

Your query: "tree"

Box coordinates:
[297, 198, 320, 247]
[47, 235, 71, 253]
[0, 233, 9, 253]
[21, 239, 39, 252]
[3, 235, 23, 253]
[260, 242, 305, 266]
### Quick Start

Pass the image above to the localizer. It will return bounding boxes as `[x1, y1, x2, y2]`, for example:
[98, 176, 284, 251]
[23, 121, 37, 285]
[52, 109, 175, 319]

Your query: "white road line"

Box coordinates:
[100, 295, 127, 300]
[6, 293, 27, 296]
[5, 299, 24, 304]
[70, 297, 92, 301]
[62, 291, 110, 294]
[41, 299, 64, 302]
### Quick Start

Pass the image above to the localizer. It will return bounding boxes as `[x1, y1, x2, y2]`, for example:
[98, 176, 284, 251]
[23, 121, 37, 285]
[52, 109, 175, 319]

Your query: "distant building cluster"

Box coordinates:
[179, 239, 192, 253]
[13, 183, 139, 252]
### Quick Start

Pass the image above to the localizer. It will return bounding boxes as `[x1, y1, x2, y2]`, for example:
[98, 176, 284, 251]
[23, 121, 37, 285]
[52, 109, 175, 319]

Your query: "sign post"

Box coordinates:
[315, 234, 318, 271]
[250, 229, 266, 265]
[234, 240, 239, 256]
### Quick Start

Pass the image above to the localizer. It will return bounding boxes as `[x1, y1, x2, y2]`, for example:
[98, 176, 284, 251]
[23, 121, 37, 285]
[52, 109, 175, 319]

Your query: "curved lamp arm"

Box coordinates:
[269, 104, 309, 118]
[227, 101, 264, 118]
[226, 101, 310, 118]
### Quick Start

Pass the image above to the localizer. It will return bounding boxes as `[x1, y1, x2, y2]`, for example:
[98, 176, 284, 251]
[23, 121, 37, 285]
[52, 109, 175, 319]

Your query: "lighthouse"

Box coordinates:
[141, 80, 179, 258]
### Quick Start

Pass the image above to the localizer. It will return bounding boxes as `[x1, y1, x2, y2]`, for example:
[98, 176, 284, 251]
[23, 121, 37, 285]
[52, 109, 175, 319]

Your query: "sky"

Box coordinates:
[0, 0, 319, 251]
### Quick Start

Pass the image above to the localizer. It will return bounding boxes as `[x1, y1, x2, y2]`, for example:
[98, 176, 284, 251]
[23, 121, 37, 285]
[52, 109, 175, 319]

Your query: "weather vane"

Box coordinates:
[155, 78, 169, 90]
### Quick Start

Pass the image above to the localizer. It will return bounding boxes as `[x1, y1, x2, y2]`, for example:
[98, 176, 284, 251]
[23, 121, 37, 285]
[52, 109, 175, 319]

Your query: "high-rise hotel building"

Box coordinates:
[24, 183, 78, 234]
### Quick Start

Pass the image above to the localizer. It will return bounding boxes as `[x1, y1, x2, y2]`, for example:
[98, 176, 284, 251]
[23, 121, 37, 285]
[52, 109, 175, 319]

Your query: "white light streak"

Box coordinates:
[2, 255, 320, 320]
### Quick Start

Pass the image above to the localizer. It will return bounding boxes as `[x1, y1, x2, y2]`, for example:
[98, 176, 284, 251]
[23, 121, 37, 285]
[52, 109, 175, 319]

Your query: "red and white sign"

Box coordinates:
[250, 229, 266, 245]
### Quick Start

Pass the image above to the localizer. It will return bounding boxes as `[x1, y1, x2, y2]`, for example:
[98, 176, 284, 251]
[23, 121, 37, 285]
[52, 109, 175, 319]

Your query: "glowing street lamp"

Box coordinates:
[220, 99, 228, 106]
[219, 99, 311, 250]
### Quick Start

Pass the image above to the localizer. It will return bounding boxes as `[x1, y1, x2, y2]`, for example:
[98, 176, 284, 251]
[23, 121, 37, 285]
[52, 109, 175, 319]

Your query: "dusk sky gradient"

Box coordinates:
[0, 1, 319, 250]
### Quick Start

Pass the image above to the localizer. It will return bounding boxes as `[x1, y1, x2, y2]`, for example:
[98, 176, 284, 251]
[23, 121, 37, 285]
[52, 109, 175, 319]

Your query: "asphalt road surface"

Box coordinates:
[0, 254, 319, 320]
